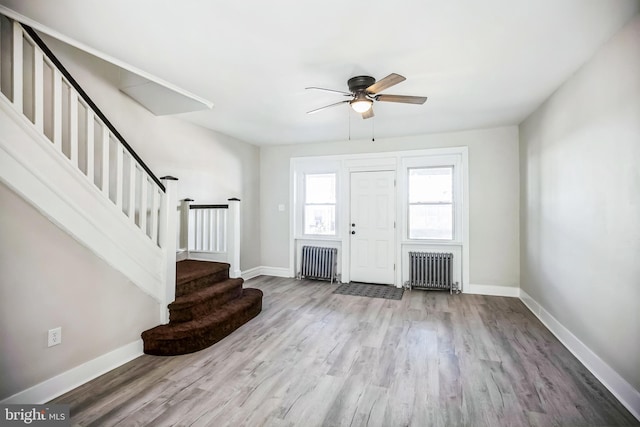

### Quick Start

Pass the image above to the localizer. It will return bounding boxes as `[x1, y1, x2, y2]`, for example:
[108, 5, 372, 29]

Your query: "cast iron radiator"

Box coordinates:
[407, 251, 458, 293]
[299, 246, 338, 283]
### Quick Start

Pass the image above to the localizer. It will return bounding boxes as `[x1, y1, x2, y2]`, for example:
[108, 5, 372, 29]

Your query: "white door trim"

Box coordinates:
[289, 147, 469, 290]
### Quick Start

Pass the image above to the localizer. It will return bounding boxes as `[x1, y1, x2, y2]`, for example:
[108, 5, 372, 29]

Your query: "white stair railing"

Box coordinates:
[1, 19, 166, 244]
[178, 198, 242, 278]
[0, 15, 177, 321]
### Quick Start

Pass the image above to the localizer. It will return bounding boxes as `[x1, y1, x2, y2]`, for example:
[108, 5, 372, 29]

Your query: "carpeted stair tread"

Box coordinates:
[168, 278, 244, 323]
[175, 260, 230, 297]
[142, 288, 263, 356]
[177, 260, 229, 285]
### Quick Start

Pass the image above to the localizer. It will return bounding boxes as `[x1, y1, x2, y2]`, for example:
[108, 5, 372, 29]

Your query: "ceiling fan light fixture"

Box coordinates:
[350, 95, 373, 113]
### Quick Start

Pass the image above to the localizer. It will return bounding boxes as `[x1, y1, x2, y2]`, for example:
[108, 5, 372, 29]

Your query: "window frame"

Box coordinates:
[401, 153, 463, 244]
[407, 166, 455, 241]
[302, 172, 337, 237]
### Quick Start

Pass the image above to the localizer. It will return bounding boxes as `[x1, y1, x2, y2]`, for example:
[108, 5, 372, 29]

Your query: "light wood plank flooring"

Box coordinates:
[51, 276, 638, 426]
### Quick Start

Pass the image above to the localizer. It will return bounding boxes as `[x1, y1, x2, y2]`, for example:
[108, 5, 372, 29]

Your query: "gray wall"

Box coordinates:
[260, 126, 520, 288]
[519, 15, 640, 391]
[0, 183, 159, 400]
[40, 35, 261, 271]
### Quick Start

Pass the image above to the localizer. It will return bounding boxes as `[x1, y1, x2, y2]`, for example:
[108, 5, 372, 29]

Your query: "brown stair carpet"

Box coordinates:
[141, 260, 263, 356]
[175, 260, 230, 297]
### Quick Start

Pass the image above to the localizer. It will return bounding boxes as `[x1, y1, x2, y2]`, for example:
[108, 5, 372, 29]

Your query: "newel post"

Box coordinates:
[227, 198, 241, 278]
[159, 176, 178, 324]
[179, 198, 193, 256]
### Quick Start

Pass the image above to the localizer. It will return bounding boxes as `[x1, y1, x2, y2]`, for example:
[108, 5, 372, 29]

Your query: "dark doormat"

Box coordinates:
[333, 282, 404, 300]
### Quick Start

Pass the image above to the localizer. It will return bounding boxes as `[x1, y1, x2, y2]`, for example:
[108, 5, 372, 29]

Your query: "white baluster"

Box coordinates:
[33, 48, 43, 132]
[52, 69, 62, 150]
[12, 21, 23, 111]
[69, 93, 78, 167]
[150, 187, 160, 245]
[189, 209, 196, 251]
[115, 145, 123, 209]
[140, 176, 148, 235]
[86, 110, 94, 184]
[128, 158, 136, 221]
[215, 209, 221, 252]
[100, 126, 109, 196]
[203, 209, 210, 252]
[196, 209, 203, 251]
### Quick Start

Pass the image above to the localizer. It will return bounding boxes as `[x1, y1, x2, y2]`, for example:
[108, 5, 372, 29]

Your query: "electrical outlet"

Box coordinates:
[48, 327, 62, 347]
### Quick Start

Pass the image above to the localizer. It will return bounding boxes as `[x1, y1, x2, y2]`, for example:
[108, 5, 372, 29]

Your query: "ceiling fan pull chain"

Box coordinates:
[371, 115, 375, 142]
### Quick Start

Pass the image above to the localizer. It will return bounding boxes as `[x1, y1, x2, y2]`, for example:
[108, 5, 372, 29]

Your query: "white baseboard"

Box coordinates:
[258, 266, 291, 278]
[241, 266, 262, 280]
[1, 340, 143, 405]
[184, 251, 228, 263]
[465, 283, 520, 297]
[241, 266, 291, 280]
[176, 250, 188, 261]
[520, 290, 640, 421]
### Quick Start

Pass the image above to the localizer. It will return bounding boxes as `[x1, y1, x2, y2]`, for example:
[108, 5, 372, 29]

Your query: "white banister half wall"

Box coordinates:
[0, 13, 177, 320]
[178, 198, 242, 278]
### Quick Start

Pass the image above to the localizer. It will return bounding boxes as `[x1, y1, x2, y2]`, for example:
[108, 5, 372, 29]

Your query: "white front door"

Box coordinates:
[349, 171, 396, 285]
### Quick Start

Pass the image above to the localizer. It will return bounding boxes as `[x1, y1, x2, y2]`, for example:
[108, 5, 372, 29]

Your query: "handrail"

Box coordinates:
[20, 24, 166, 193]
[190, 204, 229, 209]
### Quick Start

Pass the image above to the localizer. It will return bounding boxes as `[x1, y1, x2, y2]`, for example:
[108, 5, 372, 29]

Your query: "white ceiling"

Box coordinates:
[1, 0, 638, 146]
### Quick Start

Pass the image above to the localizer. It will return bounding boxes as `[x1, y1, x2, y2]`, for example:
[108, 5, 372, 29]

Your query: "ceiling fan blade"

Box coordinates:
[305, 86, 352, 96]
[306, 100, 349, 114]
[366, 73, 406, 94]
[375, 94, 427, 104]
[362, 108, 375, 120]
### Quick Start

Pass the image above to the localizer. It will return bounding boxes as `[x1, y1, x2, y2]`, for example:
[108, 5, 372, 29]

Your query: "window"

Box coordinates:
[304, 173, 336, 235]
[408, 167, 453, 240]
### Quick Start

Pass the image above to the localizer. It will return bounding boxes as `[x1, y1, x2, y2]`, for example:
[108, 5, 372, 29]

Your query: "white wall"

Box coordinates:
[520, 14, 640, 394]
[0, 182, 159, 401]
[260, 126, 520, 289]
[40, 35, 261, 271]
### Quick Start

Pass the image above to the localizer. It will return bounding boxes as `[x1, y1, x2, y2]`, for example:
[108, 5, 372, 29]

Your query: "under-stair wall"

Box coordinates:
[0, 182, 160, 403]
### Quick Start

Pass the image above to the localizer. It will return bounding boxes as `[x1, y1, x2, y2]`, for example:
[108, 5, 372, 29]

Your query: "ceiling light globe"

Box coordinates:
[350, 99, 373, 113]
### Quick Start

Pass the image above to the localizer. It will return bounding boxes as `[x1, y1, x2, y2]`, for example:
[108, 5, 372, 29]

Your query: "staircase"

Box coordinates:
[141, 260, 263, 356]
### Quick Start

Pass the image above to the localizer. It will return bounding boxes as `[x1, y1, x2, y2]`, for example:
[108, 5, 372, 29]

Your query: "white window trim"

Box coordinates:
[302, 172, 337, 237]
[290, 147, 469, 291]
[401, 154, 464, 244]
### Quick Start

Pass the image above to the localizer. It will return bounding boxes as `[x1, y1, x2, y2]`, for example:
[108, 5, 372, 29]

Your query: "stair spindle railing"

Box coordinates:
[0, 13, 177, 321]
[178, 198, 242, 278]
[0, 16, 166, 245]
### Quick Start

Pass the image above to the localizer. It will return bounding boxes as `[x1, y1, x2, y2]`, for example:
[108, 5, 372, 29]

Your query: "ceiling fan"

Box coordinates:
[306, 73, 427, 119]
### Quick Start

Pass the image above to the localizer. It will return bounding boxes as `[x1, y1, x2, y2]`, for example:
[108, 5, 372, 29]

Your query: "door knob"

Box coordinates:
[351, 231, 356, 235]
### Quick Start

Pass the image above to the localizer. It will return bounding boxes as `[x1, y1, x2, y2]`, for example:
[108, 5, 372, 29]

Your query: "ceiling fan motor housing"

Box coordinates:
[348, 76, 376, 93]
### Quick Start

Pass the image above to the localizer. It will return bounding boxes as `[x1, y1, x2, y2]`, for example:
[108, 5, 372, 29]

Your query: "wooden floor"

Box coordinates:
[52, 276, 638, 427]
